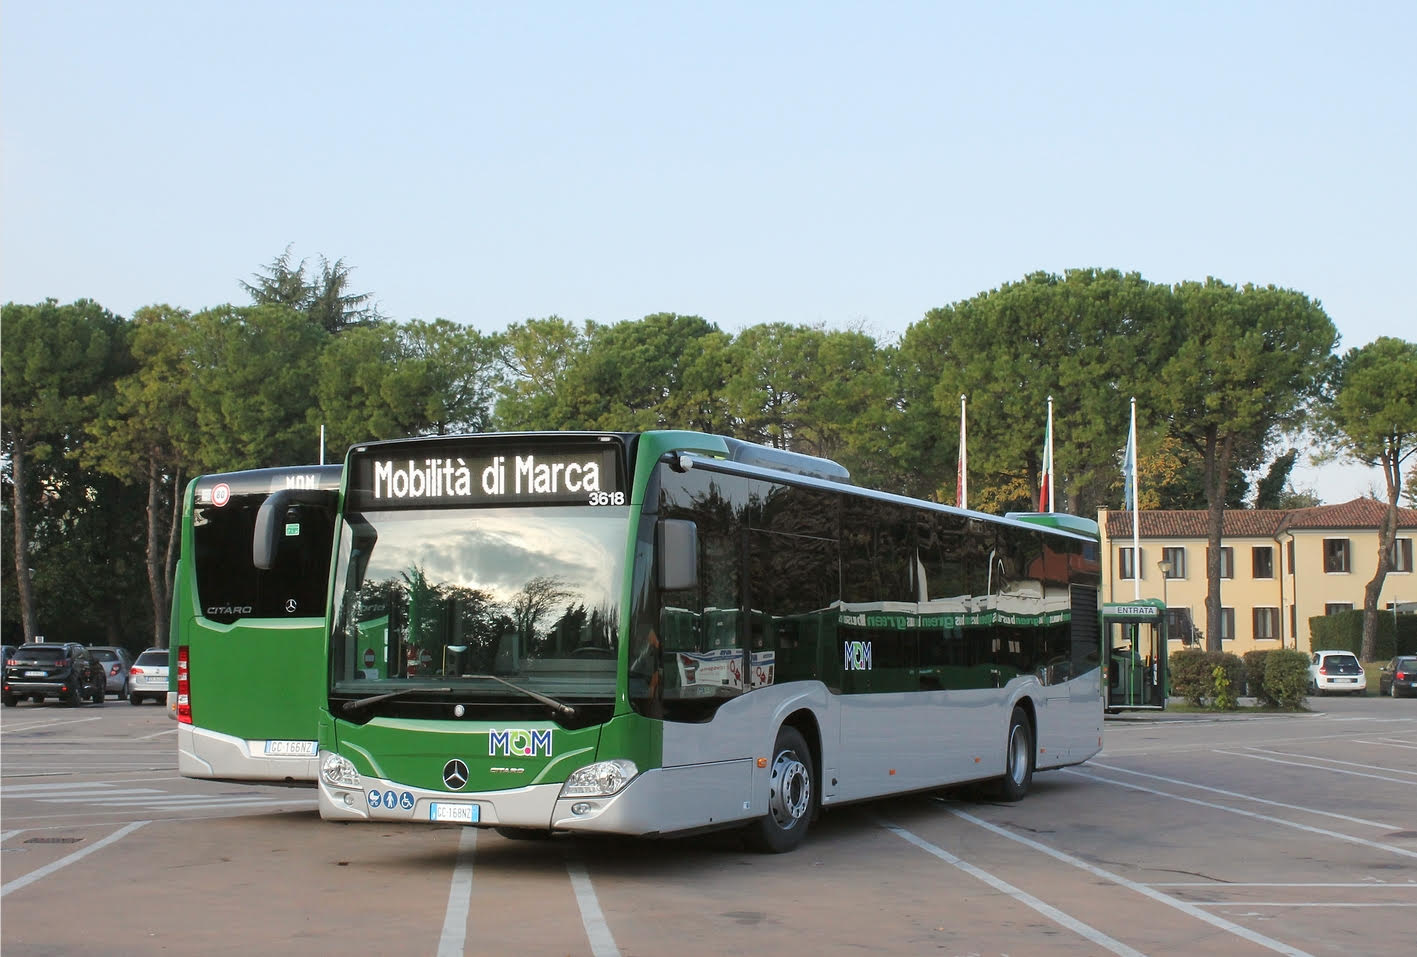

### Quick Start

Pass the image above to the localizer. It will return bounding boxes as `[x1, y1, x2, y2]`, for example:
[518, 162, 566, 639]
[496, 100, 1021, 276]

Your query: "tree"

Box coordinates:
[1, 299, 130, 641]
[494, 317, 591, 429]
[241, 245, 381, 333]
[900, 269, 1170, 510]
[83, 305, 200, 646]
[1316, 336, 1417, 660]
[1155, 280, 1338, 651]
[183, 304, 330, 469]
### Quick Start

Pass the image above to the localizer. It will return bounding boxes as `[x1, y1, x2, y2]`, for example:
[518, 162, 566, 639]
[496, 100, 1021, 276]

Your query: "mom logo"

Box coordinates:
[488, 729, 553, 758]
[844, 640, 873, 671]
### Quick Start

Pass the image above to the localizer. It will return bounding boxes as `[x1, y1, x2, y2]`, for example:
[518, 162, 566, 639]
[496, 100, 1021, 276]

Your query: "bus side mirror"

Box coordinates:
[253, 489, 338, 570]
[656, 519, 699, 591]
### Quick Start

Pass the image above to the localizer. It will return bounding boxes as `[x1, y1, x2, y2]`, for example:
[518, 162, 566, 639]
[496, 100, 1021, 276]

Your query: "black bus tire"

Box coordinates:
[993, 707, 1034, 802]
[744, 725, 814, 853]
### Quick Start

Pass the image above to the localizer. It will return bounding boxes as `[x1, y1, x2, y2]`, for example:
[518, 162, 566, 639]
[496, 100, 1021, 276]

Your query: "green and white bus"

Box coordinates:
[172, 465, 341, 784]
[268, 432, 1102, 850]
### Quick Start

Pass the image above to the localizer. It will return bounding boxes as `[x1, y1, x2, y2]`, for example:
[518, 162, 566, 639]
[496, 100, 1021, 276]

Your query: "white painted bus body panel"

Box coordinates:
[178, 723, 319, 783]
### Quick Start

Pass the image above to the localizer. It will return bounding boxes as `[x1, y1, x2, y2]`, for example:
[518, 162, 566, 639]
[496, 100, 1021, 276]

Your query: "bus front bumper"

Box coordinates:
[316, 750, 677, 837]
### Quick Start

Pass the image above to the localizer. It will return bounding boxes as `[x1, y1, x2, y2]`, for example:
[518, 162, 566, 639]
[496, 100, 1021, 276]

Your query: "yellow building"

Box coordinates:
[1098, 498, 1417, 655]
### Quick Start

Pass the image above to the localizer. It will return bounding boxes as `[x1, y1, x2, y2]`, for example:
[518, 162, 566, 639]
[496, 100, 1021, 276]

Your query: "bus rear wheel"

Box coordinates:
[744, 725, 814, 853]
[992, 707, 1034, 802]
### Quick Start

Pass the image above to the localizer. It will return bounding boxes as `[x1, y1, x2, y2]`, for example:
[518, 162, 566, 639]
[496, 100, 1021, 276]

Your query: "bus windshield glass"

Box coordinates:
[329, 506, 627, 711]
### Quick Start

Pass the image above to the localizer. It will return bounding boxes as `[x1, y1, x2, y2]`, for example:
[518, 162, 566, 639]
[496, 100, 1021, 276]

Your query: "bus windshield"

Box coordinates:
[329, 506, 627, 715]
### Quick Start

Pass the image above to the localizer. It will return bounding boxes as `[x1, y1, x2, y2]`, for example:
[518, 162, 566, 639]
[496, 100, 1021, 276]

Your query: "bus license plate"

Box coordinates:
[430, 802, 479, 823]
[263, 740, 318, 756]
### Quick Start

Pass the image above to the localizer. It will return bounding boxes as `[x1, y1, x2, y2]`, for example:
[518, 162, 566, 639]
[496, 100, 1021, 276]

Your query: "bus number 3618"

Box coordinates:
[589, 491, 626, 506]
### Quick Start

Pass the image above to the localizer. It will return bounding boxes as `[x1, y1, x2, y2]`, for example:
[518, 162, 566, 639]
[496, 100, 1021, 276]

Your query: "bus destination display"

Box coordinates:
[350, 444, 624, 508]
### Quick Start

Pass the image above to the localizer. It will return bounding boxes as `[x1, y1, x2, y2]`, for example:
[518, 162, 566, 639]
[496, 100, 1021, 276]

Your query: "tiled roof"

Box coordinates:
[1102, 498, 1417, 540]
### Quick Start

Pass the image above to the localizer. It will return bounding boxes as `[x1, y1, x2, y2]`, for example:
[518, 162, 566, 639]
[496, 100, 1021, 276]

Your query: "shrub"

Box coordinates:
[1169, 648, 1211, 705]
[1243, 650, 1276, 704]
[1308, 609, 1417, 659]
[1263, 648, 1311, 709]
[1168, 649, 1245, 709]
[1212, 665, 1236, 710]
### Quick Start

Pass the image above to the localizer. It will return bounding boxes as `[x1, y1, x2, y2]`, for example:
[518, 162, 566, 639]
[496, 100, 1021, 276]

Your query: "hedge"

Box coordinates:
[1169, 649, 1245, 708]
[1308, 610, 1417, 659]
[1174, 647, 1307, 709]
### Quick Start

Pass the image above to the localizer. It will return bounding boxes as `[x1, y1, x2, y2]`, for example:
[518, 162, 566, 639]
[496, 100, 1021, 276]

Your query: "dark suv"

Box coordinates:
[3, 642, 107, 707]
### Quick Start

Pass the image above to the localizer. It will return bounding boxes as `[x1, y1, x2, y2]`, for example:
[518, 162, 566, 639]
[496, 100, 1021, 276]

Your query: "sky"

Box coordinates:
[3, 1, 1412, 503]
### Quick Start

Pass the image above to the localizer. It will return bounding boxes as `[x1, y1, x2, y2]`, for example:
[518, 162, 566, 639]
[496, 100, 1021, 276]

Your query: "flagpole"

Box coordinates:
[1130, 397, 1140, 600]
[1046, 395, 1055, 512]
[957, 394, 967, 510]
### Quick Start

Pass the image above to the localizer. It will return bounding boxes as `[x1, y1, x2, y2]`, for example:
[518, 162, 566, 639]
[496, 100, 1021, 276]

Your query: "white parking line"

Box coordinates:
[1151, 882, 1417, 888]
[1190, 902, 1417, 908]
[945, 807, 1314, 957]
[137, 727, 177, 740]
[568, 859, 621, 957]
[1355, 739, 1417, 750]
[1, 821, 149, 898]
[882, 820, 1145, 957]
[1242, 747, 1417, 776]
[437, 827, 477, 957]
[1068, 768, 1417, 860]
[1215, 750, 1416, 785]
[0, 716, 105, 734]
[1087, 761, 1398, 829]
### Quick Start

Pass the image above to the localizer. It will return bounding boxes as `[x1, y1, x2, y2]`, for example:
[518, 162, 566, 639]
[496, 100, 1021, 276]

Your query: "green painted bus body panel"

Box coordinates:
[333, 718, 603, 791]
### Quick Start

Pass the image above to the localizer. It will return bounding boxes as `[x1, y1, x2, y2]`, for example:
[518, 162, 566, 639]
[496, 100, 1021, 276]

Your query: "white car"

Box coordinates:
[128, 647, 170, 705]
[1308, 650, 1366, 696]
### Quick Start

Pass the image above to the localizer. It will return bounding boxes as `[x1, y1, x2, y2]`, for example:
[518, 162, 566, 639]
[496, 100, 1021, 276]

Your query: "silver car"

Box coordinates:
[89, 646, 134, 699]
[128, 647, 170, 705]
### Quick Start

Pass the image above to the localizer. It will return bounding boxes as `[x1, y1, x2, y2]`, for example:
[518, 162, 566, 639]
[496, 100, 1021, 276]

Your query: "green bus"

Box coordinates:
[262, 432, 1103, 850]
[1100, 600, 1168, 712]
[172, 465, 341, 784]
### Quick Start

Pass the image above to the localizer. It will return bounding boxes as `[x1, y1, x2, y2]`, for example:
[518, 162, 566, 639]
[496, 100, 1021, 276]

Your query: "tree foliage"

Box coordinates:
[1154, 280, 1337, 650]
[241, 245, 382, 333]
[1316, 336, 1417, 659]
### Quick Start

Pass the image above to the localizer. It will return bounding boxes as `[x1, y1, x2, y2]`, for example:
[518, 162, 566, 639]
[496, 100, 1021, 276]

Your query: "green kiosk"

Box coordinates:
[1101, 600, 1168, 712]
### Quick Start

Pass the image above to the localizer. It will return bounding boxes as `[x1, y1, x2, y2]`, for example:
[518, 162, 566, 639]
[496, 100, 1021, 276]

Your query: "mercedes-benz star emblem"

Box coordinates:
[285, 598, 298, 613]
[442, 759, 469, 790]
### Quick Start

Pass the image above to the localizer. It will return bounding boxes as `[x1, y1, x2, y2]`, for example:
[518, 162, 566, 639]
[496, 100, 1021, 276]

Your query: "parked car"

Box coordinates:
[1308, 650, 1367, 696]
[127, 647, 170, 705]
[89, 645, 134, 699]
[2, 642, 107, 706]
[1377, 655, 1417, 698]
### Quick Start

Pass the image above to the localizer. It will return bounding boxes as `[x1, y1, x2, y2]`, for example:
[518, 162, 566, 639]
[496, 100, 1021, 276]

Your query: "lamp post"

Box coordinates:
[1157, 558, 1172, 634]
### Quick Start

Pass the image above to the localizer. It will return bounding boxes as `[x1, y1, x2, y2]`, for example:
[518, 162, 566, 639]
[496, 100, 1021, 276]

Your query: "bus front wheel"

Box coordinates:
[992, 707, 1034, 802]
[744, 725, 814, 853]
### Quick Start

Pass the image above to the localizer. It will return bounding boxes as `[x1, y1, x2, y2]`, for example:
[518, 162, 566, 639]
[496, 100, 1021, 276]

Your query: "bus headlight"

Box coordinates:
[559, 759, 638, 798]
[321, 753, 362, 788]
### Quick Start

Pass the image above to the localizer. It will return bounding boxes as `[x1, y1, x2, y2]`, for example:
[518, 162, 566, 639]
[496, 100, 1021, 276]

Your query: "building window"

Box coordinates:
[1252, 546, 1274, 579]
[1253, 607, 1279, 640]
[1290, 604, 1296, 639]
[1211, 546, 1233, 579]
[1219, 607, 1235, 641]
[1165, 608, 1196, 645]
[1161, 547, 1185, 578]
[1391, 538, 1413, 573]
[1325, 602, 1353, 615]
[1119, 547, 1142, 580]
[1324, 538, 1351, 573]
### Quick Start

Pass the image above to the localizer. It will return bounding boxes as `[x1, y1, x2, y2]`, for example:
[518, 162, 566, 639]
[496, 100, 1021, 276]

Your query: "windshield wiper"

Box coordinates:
[462, 674, 577, 718]
[342, 687, 453, 714]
